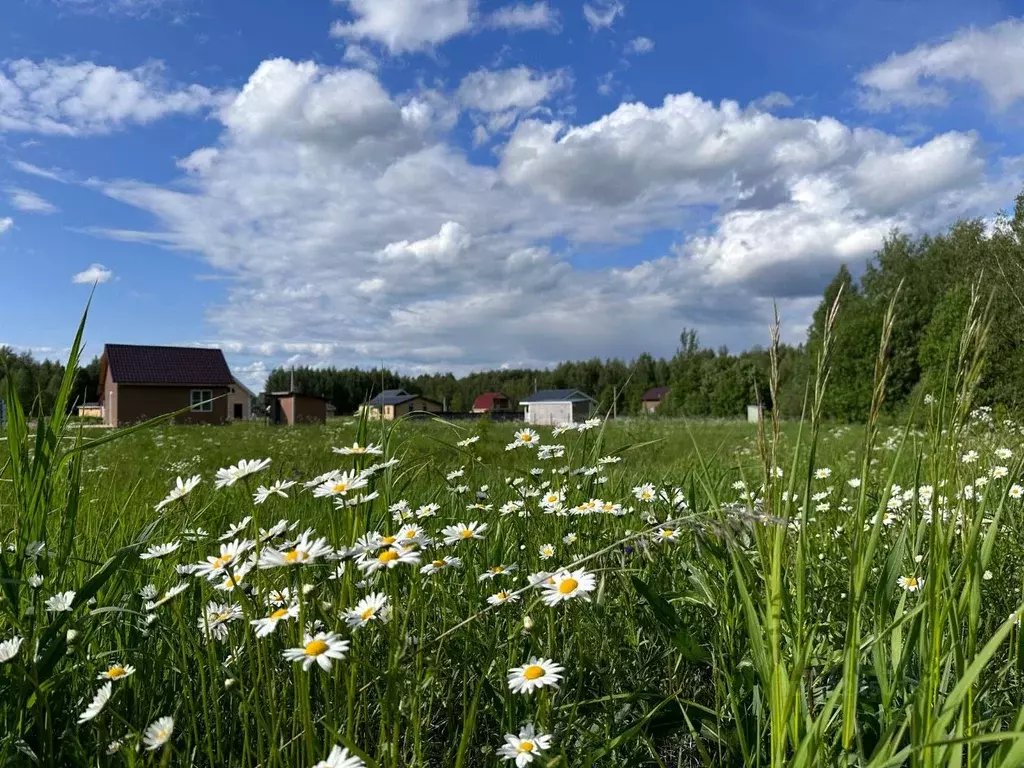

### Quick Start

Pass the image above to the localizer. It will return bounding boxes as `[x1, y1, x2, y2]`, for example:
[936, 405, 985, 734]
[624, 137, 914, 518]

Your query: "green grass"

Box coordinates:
[4, 297, 1024, 766]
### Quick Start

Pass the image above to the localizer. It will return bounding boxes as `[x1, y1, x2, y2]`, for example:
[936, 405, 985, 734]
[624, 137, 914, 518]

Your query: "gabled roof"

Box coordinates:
[519, 389, 595, 404]
[367, 388, 415, 406]
[101, 344, 233, 386]
[232, 376, 256, 398]
[472, 392, 509, 410]
[641, 386, 671, 401]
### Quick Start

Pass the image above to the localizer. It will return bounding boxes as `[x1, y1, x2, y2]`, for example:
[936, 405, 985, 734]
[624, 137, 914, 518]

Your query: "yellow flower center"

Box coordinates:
[558, 578, 579, 594]
[523, 665, 545, 680]
[107, 666, 127, 679]
[520, 741, 534, 753]
[521, 434, 532, 442]
[332, 482, 348, 493]
[378, 550, 399, 563]
[432, 560, 446, 568]
[304, 639, 329, 657]
[492, 566, 503, 573]
[460, 529, 473, 538]
[661, 530, 674, 537]
[381, 536, 397, 545]
[497, 592, 509, 600]
[361, 608, 375, 620]
[270, 608, 289, 620]
[212, 554, 232, 569]
[905, 578, 919, 588]
[285, 549, 307, 563]
[405, 530, 418, 538]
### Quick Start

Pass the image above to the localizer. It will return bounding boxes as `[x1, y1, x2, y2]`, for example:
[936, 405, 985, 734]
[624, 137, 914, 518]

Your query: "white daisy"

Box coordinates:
[154, 475, 201, 512]
[313, 745, 366, 768]
[45, 591, 76, 612]
[259, 529, 333, 568]
[513, 429, 540, 447]
[0, 636, 23, 663]
[344, 592, 390, 629]
[479, 563, 518, 581]
[487, 591, 520, 606]
[139, 541, 181, 560]
[440, 521, 488, 545]
[143, 716, 174, 750]
[78, 683, 113, 724]
[313, 470, 369, 498]
[254, 479, 297, 505]
[283, 632, 349, 671]
[507, 658, 564, 694]
[420, 556, 462, 575]
[215, 458, 271, 489]
[497, 723, 553, 766]
[333, 442, 383, 456]
[357, 547, 421, 575]
[251, 604, 299, 638]
[540, 569, 597, 606]
[898, 575, 924, 592]
[191, 539, 254, 580]
[98, 663, 136, 682]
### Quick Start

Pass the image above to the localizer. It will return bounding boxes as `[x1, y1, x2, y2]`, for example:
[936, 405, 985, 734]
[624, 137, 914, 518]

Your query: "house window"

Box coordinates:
[190, 389, 213, 412]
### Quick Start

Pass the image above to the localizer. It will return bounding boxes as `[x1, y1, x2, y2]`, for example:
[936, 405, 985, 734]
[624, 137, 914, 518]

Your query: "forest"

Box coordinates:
[6, 192, 1024, 423]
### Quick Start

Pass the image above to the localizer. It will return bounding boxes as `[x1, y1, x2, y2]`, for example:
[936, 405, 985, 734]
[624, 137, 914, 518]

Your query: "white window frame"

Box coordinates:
[190, 389, 213, 413]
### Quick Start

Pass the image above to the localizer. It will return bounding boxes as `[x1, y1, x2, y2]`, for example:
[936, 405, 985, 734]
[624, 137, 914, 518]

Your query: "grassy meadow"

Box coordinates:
[5, 300, 1024, 767]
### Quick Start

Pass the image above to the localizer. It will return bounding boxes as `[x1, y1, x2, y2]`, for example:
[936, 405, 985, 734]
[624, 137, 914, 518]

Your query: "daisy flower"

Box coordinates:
[0, 636, 24, 663]
[814, 468, 832, 480]
[507, 658, 564, 695]
[259, 530, 333, 568]
[139, 541, 181, 560]
[198, 601, 243, 641]
[1009, 484, 1023, 500]
[420, 556, 462, 575]
[191, 539, 254, 580]
[220, 517, 253, 541]
[441, 521, 488, 545]
[513, 429, 540, 447]
[45, 591, 76, 612]
[313, 745, 366, 768]
[487, 591, 520, 606]
[98, 663, 135, 682]
[312, 470, 368, 498]
[416, 503, 441, 519]
[251, 604, 299, 638]
[540, 568, 597, 606]
[283, 632, 349, 671]
[333, 442, 383, 456]
[397, 524, 426, 545]
[538, 544, 555, 560]
[78, 683, 113, 724]
[344, 592, 390, 629]
[562, 532, 577, 545]
[154, 475, 201, 512]
[898, 575, 924, 592]
[497, 724, 553, 766]
[479, 563, 518, 581]
[633, 483, 656, 502]
[457, 435, 480, 447]
[653, 528, 680, 543]
[215, 458, 271, 489]
[143, 716, 174, 750]
[215, 563, 252, 592]
[147, 583, 189, 611]
[357, 547, 421, 575]
[254, 479, 297, 505]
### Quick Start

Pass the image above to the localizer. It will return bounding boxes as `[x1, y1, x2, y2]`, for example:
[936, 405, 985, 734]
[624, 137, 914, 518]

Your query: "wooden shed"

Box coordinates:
[269, 391, 328, 425]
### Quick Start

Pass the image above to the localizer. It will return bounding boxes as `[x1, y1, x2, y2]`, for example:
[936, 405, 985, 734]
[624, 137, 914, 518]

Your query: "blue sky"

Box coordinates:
[2, 0, 1024, 389]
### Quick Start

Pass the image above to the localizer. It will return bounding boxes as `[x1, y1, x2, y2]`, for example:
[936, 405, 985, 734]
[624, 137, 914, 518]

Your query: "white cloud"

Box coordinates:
[458, 66, 569, 112]
[11, 160, 68, 182]
[8, 188, 58, 214]
[858, 19, 1024, 111]
[72, 263, 113, 284]
[342, 44, 380, 72]
[0, 217, 13, 234]
[330, 0, 474, 53]
[488, 2, 559, 31]
[583, 0, 624, 30]
[85, 57, 1017, 375]
[50, 0, 192, 17]
[625, 36, 654, 55]
[0, 59, 223, 136]
[751, 91, 793, 110]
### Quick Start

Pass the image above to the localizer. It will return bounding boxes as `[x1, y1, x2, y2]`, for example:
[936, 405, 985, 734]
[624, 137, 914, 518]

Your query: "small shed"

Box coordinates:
[520, 389, 596, 426]
[746, 404, 765, 423]
[269, 391, 328, 425]
[640, 386, 670, 414]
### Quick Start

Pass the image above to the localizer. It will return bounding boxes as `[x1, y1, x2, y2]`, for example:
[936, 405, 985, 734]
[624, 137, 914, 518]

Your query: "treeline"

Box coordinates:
[0, 350, 101, 416]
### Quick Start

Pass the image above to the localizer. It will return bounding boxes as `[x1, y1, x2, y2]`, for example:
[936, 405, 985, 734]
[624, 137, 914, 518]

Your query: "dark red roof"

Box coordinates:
[472, 392, 509, 410]
[641, 386, 671, 401]
[102, 344, 233, 386]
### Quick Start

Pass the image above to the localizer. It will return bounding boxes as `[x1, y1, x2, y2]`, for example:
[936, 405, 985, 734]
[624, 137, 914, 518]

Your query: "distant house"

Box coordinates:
[227, 377, 255, 422]
[364, 389, 443, 420]
[76, 403, 104, 419]
[747, 404, 765, 424]
[99, 344, 235, 427]
[520, 389, 596, 426]
[268, 391, 328, 425]
[640, 386, 671, 414]
[472, 392, 511, 413]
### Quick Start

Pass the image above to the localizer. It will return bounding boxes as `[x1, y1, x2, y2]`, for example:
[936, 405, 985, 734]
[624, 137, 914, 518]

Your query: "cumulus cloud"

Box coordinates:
[583, 0, 624, 30]
[0, 217, 13, 234]
[858, 19, 1024, 111]
[330, 0, 474, 53]
[86, 56, 1018, 374]
[625, 36, 654, 55]
[8, 188, 58, 214]
[72, 263, 113, 284]
[0, 59, 223, 136]
[488, 2, 559, 31]
[458, 66, 569, 112]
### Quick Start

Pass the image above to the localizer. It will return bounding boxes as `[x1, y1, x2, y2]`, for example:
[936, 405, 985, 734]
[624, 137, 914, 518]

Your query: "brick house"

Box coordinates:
[471, 392, 511, 413]
[99, 344, 235, 427]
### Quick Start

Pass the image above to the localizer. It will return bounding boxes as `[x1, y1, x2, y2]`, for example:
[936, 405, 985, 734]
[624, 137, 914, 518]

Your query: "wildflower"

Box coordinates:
[259, 530, 332, 568]
[357, 546, 421, 575]
[251, 604, 299, 638]
[961, 450, 979, 465]
[28, 574, 43, 588]
[283, 632, 349, 671]
[513, 429, 540, 447]
[191, 539, 253, 580]
[198, 601, 243, 641]
[420, 556, 462, 575]
[143, 716, 174, 750]
[215, 563, 252, 592]
[1010, 484, 1023, 500]
[814, 468, 832, 480]
[479, 563, 517, 581]
[995, 447, 1013, 460]
[457, 435, 481, 447]
[991, 466, 1009, 480]
[98, 663, 135, 682]
[78, 683, 113, 724]
[984, 570, 994, 581]
[333, 442, 383, 456]
[540, 569, 596, 606]
[507, 658, 564, 694]
[345, 592, 390, 629]
[154, 475, 201, 511]
[254, 479, 297, 504]
[313, 470, 368, 498]
[653, 528, 680, 543]
[441, 521, 488, 545]
[898, 576, 924, 592]
[497, 724, 553, 766]
[848, 478, 862, 488]
[0, 636, 23, 663]
[147, 583, 188, 610]
[215, 458, 271, 488]
[562, 532, 577, 545]
[45, 591, 76, 612]
[140, 541, 181, 560]
[397, 523, 427, 545]
[538, 543, 555, 560]
[416, 503, 440, 519]
[488, 591, 520, 606]
[598, 455, 622, 465]
[313, 745, 366, 768]
[633, 483, 656, 502]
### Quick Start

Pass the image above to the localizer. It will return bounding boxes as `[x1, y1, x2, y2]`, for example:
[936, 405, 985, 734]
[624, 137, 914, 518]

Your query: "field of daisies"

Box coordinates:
[6, 304, 1024, 766]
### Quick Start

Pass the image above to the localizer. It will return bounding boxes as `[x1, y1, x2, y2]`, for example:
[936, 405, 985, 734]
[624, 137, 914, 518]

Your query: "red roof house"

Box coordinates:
[472, 392, 511, 413]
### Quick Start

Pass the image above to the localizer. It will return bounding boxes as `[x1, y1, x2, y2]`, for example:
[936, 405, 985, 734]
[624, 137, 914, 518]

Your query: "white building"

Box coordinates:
[520, 389, 597, 426]
[227, 376, 255, 421]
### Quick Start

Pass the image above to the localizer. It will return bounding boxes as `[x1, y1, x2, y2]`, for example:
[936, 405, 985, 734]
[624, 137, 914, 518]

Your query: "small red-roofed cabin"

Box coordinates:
[471, 392, 511, 413]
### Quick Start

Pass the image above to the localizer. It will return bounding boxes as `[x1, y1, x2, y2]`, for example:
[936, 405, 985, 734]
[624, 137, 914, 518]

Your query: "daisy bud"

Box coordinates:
[522, 615, 534, 632]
